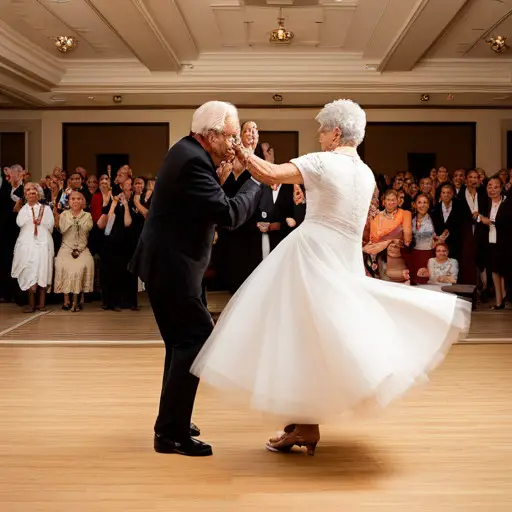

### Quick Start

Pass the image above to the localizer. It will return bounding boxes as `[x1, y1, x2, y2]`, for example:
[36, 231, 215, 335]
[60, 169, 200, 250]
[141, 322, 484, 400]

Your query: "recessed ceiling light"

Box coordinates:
[50, 96, 66, 102]
[365, 64, 378, 70]
[88, 96, 95, 100]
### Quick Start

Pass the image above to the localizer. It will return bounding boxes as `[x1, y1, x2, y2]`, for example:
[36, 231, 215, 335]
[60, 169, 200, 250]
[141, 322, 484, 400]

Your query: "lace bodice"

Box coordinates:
[291, 151, 376, 241]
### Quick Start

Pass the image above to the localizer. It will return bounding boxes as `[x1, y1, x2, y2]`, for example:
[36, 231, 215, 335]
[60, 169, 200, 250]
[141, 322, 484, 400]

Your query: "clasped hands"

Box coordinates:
[216, 139, 254, 185]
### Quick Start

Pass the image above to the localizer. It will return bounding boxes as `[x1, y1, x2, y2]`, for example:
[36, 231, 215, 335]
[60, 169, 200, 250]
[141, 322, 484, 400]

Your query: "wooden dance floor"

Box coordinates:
[0, 295, 511, 511]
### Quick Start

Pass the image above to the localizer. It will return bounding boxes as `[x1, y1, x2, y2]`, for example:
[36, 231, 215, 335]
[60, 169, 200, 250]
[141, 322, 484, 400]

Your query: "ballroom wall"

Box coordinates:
[0, 107, 507, 179]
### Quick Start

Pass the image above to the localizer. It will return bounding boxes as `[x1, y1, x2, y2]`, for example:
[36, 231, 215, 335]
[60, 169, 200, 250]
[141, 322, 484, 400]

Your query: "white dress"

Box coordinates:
[11, 203, 55, 291]
[191, 150, 471, 424]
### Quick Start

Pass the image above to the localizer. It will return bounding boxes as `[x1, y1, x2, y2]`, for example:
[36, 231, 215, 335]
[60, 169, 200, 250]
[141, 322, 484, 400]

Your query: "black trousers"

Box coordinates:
[147, 279, 213, 440]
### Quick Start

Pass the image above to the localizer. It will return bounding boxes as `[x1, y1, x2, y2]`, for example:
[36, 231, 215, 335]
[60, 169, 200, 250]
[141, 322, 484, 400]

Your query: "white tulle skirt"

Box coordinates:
[191, 220, 471, 424]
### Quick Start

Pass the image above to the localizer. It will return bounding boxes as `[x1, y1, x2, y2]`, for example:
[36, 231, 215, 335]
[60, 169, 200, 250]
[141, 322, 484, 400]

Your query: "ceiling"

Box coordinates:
[1, 0, 512, 109]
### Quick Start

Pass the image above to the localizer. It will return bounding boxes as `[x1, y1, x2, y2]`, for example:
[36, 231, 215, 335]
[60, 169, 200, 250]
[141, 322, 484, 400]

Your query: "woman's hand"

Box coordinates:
[293, 185, 305, 205]
[286, 217, 296, 228]
[417, 267, 429, 278]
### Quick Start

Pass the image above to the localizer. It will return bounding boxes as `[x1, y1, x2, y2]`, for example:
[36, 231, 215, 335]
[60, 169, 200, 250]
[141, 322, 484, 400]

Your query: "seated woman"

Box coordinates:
[417, 243, 458, 292]
[53, 191, 94, 312]
[11, 182, 55, 312]
[363, 189, 412, 283]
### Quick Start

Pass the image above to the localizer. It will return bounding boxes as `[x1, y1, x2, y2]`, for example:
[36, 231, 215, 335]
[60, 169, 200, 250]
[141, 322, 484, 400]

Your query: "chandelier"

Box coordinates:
[51, 36, 78, 53]
[486, 36, 508, 54]
[270, 15, 294, 44]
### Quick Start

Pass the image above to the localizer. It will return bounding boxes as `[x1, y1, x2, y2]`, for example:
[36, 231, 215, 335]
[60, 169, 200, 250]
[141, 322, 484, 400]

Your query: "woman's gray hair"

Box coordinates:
[315, 99, 366, 146]
[191, 100, 239, 136]
[24, 181, 45, 201]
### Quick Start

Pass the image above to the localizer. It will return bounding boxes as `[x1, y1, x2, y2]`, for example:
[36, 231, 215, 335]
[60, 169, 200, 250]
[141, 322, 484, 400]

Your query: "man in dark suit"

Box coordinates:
[130, 101, 262, 457]
[431, 182, 462, 259]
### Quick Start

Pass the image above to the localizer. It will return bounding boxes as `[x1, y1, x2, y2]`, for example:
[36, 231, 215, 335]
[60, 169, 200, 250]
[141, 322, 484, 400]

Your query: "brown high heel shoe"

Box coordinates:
[266, 424, 320, 456]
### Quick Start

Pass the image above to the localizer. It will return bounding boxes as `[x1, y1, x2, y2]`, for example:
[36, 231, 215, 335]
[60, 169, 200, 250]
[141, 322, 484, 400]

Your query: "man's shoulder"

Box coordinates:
[171, 135, 210, 161]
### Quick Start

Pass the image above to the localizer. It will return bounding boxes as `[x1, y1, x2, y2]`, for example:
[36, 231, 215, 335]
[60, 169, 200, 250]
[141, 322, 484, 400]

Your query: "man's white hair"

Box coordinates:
[191, 101, 239, 136]
[10, 164, 24, 173]
[315, 99, 366, 146]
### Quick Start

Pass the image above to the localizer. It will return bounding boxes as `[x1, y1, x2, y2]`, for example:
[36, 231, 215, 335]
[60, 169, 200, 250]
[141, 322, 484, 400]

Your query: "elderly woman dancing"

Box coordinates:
[191, 99, 471, 455]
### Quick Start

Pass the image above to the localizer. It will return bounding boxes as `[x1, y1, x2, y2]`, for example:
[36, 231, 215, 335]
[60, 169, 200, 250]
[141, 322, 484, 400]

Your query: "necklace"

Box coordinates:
[30, 203, 44, 236]
[415, 214, 426, 230]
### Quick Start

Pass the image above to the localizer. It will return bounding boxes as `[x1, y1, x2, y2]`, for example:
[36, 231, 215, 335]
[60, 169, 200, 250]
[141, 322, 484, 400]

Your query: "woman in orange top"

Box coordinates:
[364, 189, 412, 283]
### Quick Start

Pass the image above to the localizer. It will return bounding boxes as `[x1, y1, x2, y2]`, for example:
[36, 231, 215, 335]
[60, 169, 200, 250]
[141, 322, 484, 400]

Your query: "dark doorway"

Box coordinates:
[0, 132, 25, 168]
[407, 152, 437, 180]
[506, 131, 512, 169]
[258, 131, 299, 164]
[96, 153, 130, 178]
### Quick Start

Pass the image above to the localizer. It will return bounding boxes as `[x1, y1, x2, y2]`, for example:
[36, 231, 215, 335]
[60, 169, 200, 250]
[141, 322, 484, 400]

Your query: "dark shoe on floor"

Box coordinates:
[190, 422, 200, 437]
[154, 434, 212, 456]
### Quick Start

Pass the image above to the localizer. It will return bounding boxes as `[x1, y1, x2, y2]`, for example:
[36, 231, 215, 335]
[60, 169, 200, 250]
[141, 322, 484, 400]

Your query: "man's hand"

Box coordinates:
[257, 222, 270, 233]
[216, 162, 233, 185]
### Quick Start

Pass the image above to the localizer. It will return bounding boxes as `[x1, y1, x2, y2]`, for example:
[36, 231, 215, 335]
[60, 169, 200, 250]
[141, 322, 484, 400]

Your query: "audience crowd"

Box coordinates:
[1, 128, 511, 314]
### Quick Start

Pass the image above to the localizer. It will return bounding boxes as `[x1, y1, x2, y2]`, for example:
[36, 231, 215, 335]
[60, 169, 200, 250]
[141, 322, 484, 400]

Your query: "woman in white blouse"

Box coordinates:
[417, 242, 458, 292]
[11, 182, 55, 312]
[476, 177, 512, 309]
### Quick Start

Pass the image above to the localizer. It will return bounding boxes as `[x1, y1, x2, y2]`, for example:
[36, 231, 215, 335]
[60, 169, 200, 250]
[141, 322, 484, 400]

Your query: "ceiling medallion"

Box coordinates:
[51, 35, 77, 53]
[486, 36, 508, 54]
[270, 14, 294, 44]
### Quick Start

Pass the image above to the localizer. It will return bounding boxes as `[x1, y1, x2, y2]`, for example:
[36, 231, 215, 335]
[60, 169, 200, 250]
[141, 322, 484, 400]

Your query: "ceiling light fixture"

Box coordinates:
[270, 10, 294, 44]
[420, 94, 430, 102]
[486, 35, 508, 53]
[51, 35, 77, 53]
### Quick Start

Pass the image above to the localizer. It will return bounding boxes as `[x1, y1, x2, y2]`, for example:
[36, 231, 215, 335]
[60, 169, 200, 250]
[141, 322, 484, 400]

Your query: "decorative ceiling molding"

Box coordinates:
[0, 20, 65, 88]
[380, 0, 470, 71]
[56, 53, 512, 92]
[129, 0, 181, 69]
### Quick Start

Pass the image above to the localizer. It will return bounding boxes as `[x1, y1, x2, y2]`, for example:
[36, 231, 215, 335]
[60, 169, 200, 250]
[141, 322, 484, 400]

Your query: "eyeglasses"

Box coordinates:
[210, 130, 238, 143]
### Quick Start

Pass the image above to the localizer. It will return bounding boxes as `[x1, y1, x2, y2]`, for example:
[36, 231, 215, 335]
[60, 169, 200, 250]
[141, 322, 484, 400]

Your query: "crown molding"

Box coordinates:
[0, 21, 65, 88]
[57, 53, 512, 92]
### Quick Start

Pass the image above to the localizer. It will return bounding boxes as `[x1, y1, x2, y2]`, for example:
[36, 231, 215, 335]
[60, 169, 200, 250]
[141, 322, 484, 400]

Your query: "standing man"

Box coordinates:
[130, 101, 262, 457]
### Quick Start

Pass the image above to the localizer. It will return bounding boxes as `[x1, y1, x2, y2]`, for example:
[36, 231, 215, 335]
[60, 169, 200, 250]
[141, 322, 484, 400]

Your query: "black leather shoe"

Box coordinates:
[190, 422, 200, 437]
[154, 434, 213, 456]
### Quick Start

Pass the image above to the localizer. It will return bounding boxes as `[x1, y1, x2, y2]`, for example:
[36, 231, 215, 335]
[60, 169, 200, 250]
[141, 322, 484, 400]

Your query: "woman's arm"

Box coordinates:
[133, 195, 149, 218]
[234, 146, 303, 186]
[15, 205, 30, 227]
[402, 210, 413, 246]
[57, 210, 73, 234]
[83, 212, 94, 233]
[97, 198, 116, 230]
[121, 200, 132, 228]
[41, 204, 55, 231]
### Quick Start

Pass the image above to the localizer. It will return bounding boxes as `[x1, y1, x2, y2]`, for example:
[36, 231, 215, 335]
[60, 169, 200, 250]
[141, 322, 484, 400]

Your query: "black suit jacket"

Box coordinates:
[431, 200, 463, 258]
[130, 136, 262, 297]
[257, 184, 294, 250]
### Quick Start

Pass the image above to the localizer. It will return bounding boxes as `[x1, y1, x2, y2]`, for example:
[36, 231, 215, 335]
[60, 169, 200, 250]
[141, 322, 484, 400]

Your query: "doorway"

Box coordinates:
[407, 152, 437, 180]
[96, 154, 130, 178]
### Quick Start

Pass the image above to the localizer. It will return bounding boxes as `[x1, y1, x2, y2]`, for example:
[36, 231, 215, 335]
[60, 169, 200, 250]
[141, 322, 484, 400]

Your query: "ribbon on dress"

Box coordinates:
[30, 204, 45, 237]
